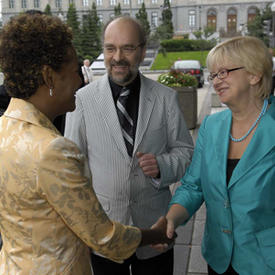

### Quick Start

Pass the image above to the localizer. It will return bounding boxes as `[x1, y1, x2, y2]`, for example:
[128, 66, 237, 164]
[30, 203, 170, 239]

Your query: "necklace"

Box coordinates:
[230, 99, 268, 142]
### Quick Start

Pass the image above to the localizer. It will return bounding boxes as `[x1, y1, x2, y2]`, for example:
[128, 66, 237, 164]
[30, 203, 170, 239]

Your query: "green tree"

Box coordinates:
[247, 4, 272, 46]
[203, 26, 215, 39]
[136, 2, 150, 38]
[114, 3, 122, 16]
[193, 30, 203, 39]
[66, 4, 82, 56]
[81, 3, 102, 60]
[156, 0, 174, 40]
[44, 4, 52, 16]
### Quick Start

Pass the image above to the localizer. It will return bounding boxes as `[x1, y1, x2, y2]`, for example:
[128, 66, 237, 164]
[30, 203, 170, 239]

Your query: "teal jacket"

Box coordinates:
[171, 96, 275, 274]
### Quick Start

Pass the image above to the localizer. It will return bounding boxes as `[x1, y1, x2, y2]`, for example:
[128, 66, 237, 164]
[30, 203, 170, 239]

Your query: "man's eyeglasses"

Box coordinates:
[103, 43, 144, 56]
[208, 67, 244, 82]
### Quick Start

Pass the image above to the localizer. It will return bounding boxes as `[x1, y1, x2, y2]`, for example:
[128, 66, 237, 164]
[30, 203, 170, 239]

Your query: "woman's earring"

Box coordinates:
[49, 88, 53, 97]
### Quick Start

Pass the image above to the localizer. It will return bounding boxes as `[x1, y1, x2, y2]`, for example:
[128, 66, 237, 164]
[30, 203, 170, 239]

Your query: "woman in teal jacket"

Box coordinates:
[163, 36, 275, 275]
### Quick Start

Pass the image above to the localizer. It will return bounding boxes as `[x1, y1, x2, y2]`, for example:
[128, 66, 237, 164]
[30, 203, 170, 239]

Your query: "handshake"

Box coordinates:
[139, 216, 177, 251]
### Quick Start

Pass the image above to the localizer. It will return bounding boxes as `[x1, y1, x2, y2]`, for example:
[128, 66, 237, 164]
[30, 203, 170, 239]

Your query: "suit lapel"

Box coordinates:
[229, 102, 275, 188]
[93, 75, 130, 160]
[133, 75, 156, 155]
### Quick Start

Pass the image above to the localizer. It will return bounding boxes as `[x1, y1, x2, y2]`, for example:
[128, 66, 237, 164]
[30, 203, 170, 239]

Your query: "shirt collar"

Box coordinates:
[109, 73, 141, 100]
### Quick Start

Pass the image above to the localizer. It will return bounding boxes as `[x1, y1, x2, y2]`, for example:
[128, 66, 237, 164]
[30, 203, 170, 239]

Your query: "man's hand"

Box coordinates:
[139, 216, 176, 247]
[151, 217, 177, 247]
[151, 217, 176, 252]
[136, 152, 160, 178]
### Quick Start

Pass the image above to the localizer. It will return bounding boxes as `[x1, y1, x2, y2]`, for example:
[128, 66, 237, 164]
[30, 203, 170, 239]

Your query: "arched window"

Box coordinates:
[207, 9, 217, 31]
[227, 8, 237, 33]
[248, 7, 258, 22]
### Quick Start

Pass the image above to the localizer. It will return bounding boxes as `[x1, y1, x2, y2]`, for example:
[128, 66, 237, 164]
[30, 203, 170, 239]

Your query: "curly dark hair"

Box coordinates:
[0, 14, 73, 98]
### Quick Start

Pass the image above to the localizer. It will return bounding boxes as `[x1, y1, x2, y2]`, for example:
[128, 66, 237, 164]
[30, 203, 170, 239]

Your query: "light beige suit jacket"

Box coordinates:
[0, 98, 141, 275]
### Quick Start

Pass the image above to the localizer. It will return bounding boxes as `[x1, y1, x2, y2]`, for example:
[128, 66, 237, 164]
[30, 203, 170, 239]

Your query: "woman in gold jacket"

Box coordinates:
[0, 13, 172, 275]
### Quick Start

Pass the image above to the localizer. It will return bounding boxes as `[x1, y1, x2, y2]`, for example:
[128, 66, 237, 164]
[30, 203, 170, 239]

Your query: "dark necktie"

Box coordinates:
[117, 87, 134, 156]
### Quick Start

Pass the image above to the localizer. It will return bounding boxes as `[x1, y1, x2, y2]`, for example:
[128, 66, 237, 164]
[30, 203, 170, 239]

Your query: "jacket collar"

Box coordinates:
[93, 74, 129, 159]
[213, 109, 230, 186]
[229, 96, 275, 187]
[4, 98, 60, 134]
[93, 73, 156, 161]
[133, 74, 156, 155]
[214, 96, 275, 188]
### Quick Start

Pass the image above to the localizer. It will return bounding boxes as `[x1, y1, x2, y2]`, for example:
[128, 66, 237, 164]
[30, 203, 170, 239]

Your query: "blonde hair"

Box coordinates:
[206, 36, 272, 99]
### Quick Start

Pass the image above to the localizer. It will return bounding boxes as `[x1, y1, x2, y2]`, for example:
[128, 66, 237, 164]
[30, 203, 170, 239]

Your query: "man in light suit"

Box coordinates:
[81, 59, 93, 85]
[65, 16, 194, 275]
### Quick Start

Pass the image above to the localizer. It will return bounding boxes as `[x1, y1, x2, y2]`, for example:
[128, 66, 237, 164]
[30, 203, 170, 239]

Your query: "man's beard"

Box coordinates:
[108, 60, 139, 85]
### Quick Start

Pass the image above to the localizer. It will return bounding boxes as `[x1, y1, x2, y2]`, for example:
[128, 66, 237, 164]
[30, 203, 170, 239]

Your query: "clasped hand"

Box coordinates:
[151, 216, 176, 252]
[150, 216, 176, 251]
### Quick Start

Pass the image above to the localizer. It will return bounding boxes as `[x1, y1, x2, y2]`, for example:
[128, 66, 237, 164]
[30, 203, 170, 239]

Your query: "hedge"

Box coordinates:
[160, 39, 216, 52]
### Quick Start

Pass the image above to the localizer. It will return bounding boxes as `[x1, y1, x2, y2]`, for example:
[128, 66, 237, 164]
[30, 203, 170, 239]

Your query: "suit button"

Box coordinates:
[224, 200, 230, 208]
[222, 229, 232, 234]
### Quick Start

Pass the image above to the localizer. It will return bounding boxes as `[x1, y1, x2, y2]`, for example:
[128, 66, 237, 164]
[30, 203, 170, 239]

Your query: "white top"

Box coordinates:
[81, 65, 93, 84]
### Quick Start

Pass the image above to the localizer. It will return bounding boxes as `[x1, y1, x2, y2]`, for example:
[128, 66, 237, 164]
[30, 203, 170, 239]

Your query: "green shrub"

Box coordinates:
[192, 39, 216, 50]
[161, 39, 193, 51]
[160, 38, 216, 52]
[158, 70, 198, 87]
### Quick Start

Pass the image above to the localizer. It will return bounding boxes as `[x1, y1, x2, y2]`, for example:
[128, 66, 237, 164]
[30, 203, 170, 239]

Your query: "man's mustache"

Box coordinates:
[110, 60, 130, 67]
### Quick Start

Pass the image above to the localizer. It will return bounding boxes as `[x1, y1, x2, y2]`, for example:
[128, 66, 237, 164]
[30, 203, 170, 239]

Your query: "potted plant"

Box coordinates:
[158, 69, 198, 129]
[157, 69, 198, 88]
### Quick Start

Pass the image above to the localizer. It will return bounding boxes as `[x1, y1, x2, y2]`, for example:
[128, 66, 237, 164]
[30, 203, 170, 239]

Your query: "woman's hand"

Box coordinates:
[150, 217, 176, 252]
[139, 216, 176, 247]
[150, 204, 189, 252]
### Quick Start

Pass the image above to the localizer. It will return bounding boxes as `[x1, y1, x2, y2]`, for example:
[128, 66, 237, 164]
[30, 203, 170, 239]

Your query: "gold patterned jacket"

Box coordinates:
[0, 98, 141, 275]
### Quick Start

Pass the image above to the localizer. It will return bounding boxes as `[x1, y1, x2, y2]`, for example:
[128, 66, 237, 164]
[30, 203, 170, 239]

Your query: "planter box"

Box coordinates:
[173, 86, 197, 130]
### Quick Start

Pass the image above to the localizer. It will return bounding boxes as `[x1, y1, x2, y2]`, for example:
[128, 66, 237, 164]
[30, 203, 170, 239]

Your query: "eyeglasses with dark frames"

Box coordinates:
[208, 67, 244, 82]
[103, 43, 144, 56]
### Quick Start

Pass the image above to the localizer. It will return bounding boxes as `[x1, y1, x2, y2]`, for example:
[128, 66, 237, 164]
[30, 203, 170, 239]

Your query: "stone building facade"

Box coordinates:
[1, 0, 272, 35]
